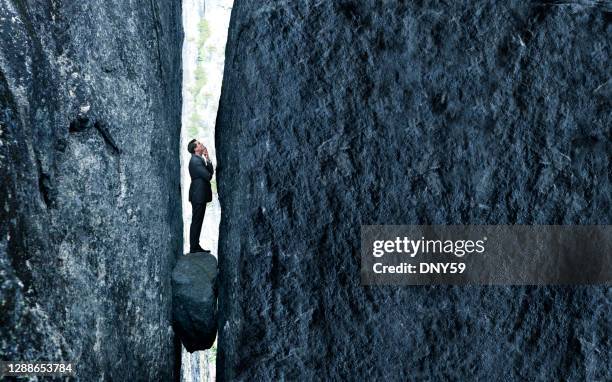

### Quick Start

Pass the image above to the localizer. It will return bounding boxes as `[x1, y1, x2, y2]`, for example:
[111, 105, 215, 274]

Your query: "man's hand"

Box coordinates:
[202, 146, 210, 161]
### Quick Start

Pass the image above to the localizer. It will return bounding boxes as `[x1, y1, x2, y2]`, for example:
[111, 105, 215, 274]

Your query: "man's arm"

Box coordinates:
[202, 147, 214, 177]
[205, 159, 214, 177]
[190, 156, 212, 181]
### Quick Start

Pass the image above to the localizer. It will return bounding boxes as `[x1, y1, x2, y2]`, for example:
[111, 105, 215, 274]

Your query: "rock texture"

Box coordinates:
[216, 1, 610, 380]
[0, 1, 183, 380]
[172, 252, 218, 352]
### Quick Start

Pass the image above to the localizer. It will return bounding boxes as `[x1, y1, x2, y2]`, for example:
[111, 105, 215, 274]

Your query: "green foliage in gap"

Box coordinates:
[208, 343, 217, 364]
[187, 19, 212, 136]
[192, 19, 211, 99]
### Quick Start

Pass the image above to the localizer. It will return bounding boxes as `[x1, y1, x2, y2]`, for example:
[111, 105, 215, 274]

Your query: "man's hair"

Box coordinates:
[187, 139, 197, 154]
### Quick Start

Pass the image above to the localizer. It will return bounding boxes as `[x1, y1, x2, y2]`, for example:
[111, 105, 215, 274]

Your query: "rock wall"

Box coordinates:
[216, 1, 610, 380]
[0, 0, 183, 380]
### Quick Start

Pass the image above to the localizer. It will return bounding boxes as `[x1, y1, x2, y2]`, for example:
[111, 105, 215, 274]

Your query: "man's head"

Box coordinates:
[187, 139, 204, 155]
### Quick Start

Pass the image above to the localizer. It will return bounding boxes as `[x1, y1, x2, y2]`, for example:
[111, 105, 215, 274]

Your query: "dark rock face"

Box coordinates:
[172, 252, 218, 352]
[216, 1, 610, 380]
[0, 1, 183, 380]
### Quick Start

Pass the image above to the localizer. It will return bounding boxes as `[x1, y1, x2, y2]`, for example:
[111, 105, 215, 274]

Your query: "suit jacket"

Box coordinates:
[188, 154, 214, 203]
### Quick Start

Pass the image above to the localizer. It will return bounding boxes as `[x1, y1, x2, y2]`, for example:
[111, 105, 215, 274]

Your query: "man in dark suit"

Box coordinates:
[187, 139, 214, 253]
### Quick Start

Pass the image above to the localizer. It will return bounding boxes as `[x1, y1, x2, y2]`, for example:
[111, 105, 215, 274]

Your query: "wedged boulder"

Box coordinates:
[172, 252, 218, 352]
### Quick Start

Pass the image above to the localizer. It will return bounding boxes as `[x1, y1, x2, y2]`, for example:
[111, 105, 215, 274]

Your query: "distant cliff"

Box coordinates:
[0, 1, 183, 380]
[216, 1, 610, 380]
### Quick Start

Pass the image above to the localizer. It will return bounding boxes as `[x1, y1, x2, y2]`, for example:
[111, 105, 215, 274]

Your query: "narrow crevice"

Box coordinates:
[178, 1, 234, 381]
[37, 169, 52, 207]
[68, 116, 121, 154]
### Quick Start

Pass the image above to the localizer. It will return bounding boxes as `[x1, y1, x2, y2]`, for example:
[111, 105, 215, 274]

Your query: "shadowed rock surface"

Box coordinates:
[0, 0, 183, 380]
[172, 252, 218, 352]
[216, 1, 611, 380]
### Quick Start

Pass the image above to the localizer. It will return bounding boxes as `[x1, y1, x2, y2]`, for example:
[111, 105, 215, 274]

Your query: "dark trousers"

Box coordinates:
[189, 202, 206, 250]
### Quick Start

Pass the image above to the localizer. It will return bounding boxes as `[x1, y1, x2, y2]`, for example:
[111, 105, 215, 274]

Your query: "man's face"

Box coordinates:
[195, 141, 204, 155]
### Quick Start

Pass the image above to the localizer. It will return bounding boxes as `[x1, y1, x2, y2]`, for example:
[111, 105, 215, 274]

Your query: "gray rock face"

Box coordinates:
[216, 1, 610, 380]
[0, 1, 183, 380]
[172, 252, 218, 352]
